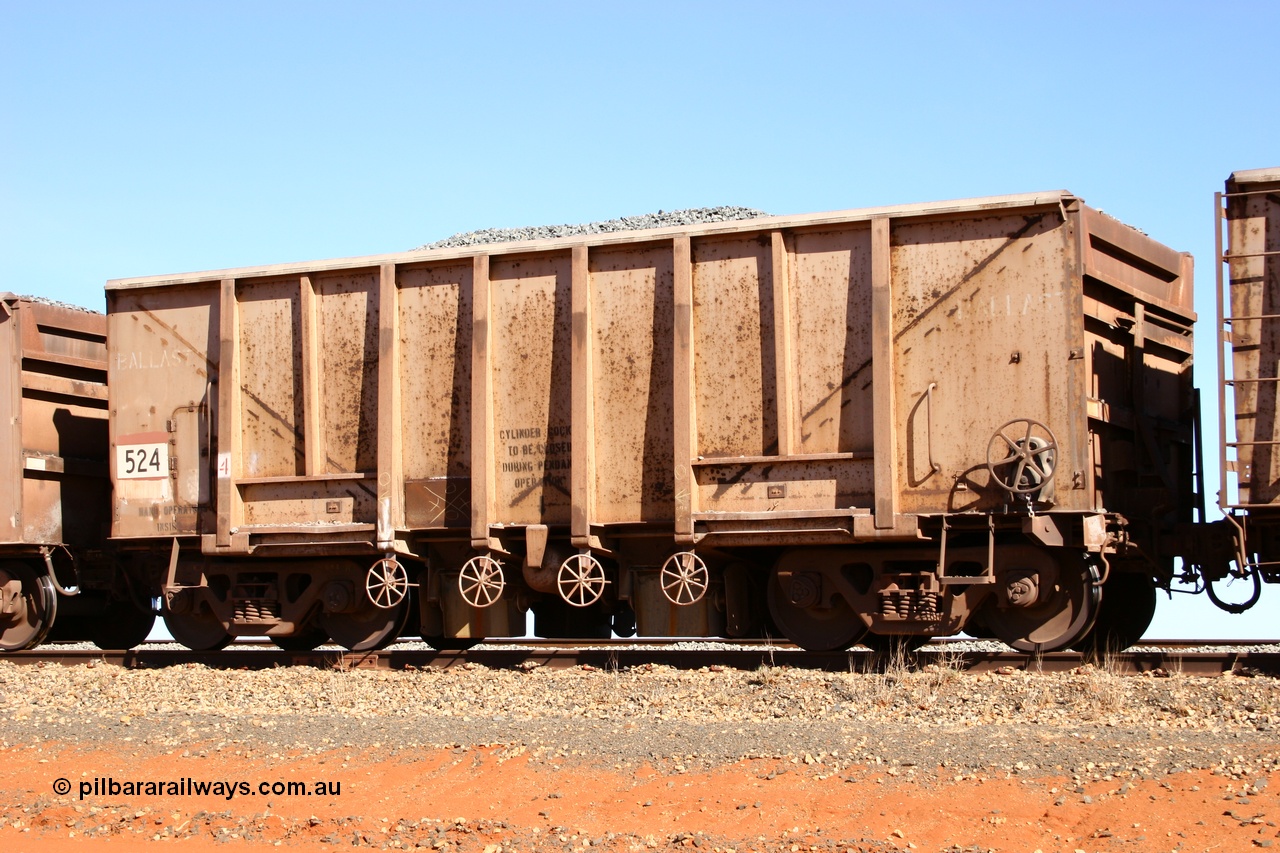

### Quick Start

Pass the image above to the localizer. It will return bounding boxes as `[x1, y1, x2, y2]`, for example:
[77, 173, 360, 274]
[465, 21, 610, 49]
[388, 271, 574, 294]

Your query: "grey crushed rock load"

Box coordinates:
[418, 206, 769, 250]
[10, 294, 99, 314]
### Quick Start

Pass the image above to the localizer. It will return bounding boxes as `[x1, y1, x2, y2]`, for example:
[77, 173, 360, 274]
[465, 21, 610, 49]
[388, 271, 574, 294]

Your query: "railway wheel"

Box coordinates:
[163, 599, 232, 651]
[271, 625, 330, 651]
[985, 553, 1099, 653]
[766, 569, 867, 652]
[320, 600, 408, 652]
[1071, 571, 1156, 656]
[90, 598, 156, 650]
[0, 563, 56, 651]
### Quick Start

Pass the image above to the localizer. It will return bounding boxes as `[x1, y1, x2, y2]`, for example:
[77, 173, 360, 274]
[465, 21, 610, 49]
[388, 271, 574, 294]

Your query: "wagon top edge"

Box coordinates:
[105, 189, 1080, 291]
[1228, 167, 1280, 186]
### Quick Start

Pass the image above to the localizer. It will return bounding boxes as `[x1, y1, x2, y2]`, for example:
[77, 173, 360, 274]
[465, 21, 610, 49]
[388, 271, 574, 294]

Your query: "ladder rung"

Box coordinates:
[1222, 188, 1280, 199]
[1227, 440, 1280, 446]
[1226, 377, 1280, 384]
[1225, 250, 1280, 260]
[1225, 314, 1280, 321]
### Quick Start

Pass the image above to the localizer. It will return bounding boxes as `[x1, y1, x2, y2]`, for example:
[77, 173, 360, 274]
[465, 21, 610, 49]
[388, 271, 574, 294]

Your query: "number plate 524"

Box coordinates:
[116, 442, 169, 479]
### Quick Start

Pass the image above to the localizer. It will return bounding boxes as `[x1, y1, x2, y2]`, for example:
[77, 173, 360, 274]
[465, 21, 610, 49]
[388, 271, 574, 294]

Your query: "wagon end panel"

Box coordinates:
[0, 303, 19, 542]
[889, 205, 1088, 516]
[0, 299, 110, 548]
[1224, 170, 1280, 509]
[108, 285, 218, 540]
[1079, 205, 1196, 539]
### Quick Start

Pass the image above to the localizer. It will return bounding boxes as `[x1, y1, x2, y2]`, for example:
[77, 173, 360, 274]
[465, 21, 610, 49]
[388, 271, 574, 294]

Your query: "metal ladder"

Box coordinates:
[1216, 184, 1280, 588]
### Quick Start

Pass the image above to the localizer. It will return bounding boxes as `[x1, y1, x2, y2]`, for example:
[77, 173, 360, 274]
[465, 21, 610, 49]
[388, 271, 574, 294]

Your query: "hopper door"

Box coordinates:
[168, 404, 207, 535]
[214, 272, 382, 547]
[681, 228, 878, 538]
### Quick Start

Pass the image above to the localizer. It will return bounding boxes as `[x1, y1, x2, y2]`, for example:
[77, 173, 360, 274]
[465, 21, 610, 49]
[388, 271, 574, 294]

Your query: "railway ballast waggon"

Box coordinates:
[1217, 168, 1280, 612]
[4, 174, 1277, 654]
[0, 295, 153, 651]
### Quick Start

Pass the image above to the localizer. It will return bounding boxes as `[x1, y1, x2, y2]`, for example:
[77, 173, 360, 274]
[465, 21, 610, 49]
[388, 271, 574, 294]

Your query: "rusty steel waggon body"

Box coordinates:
[101, 190, 1201, 653]
[1218, 168, 1280, 611]
[0, 295, 154, 651]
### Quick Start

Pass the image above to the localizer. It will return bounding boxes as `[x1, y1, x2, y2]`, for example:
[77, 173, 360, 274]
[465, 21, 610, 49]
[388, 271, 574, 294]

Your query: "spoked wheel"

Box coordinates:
[163, 597, 232, 651]
[987, 419, 1057, 494]
[458, 555, 505, 608]
[0, 563, 56, 651]
[985, 552, 1100, 653]
[558, 554, 608, 608]
[766, 569, 867, 652]
[271, 626, 330, 651]
[320, 600, 409, 652]
[365, 557, 410, 610]
[90, 598, 156, 650]
[660, 552, 709, 606]
[1071, 571, 1156, 657]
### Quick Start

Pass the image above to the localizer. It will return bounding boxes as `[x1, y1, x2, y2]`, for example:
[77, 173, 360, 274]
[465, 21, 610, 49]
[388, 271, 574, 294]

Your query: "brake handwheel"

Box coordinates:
[987, 418, 1058, 494]
[660, 552, 709, 606]
[458, 555, 506, 608]
[365, 556, 410, 610]
[557, 554, 608, 608]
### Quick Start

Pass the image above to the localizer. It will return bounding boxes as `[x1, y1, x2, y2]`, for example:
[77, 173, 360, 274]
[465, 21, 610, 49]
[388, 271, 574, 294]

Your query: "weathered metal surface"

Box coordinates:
[0, 295, 109, 549]
[107, 189, 1187, 540]
[104, 190, 1194, 645]
[1222, 169, 1280, 508]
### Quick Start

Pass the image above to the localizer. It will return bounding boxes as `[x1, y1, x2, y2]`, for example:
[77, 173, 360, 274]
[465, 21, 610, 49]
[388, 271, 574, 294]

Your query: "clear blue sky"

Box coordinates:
[3, 2, 1277, 638]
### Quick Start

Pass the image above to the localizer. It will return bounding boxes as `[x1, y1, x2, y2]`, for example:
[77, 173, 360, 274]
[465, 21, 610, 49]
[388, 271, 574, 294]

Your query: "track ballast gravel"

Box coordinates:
[3, 660, 1278, 784]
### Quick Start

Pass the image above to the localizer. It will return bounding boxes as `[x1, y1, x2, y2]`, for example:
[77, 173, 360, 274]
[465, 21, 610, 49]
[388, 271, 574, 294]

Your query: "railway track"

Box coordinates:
[4, 639, 1277, 675]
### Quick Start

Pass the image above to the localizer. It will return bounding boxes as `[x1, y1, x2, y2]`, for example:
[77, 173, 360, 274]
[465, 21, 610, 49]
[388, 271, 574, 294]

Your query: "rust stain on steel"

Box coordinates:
[138, 309, 215, 377]
[892, 213, 1048, 343]
[102, 191, 1192, 568]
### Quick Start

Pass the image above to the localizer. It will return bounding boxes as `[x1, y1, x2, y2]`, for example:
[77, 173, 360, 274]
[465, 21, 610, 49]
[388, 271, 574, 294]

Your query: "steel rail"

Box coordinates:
[4, 641, 1277, 676]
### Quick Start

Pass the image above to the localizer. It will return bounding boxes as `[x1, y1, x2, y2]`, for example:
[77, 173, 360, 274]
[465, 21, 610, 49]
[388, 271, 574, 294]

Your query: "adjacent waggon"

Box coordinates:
[0, 295, 153, 651]
[1217, 168, 1280, 611]
[4, 175, 1276, 654]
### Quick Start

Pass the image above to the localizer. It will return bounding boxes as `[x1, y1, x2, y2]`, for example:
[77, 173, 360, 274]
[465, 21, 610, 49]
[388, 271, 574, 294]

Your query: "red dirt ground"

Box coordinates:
[0, 742, 1274, 852]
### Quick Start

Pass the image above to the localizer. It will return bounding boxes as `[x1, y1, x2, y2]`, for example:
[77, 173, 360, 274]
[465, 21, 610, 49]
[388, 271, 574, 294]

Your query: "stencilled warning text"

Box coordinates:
[499, 425, 570, 492]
